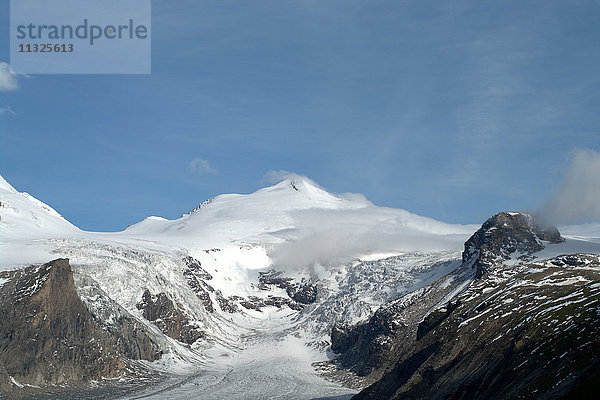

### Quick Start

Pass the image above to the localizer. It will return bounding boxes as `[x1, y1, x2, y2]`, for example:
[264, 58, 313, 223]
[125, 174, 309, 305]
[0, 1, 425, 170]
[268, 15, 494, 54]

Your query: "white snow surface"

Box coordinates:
[119, 177, 476, 257]
[122, 337, 356, 400]
[0, 175, 79, 241]
[559, 222, 600, 239]
[534, 234, 600, 261]
[1, 175, 477, 270]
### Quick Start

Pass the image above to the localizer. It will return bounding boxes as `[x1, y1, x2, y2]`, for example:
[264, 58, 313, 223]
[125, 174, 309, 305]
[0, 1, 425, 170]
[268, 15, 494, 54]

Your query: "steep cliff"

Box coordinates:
[0, 259, 161, 398]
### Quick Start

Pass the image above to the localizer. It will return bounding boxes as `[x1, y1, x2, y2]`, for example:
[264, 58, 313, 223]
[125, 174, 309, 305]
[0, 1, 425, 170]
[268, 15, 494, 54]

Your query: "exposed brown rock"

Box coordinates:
[182, 256, 213, 281]
[463, 212, 563, 278]
[215, 292, 240, 313]
[182, 256, 215, 313]
[137, 289, 204, 345]
[258, 270, 318, 305]
[0, 259, 161, 398]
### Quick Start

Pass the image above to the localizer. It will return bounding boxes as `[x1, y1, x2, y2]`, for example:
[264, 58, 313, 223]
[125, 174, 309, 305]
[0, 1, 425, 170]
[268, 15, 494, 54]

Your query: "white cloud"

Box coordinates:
[0, 105, 16, 115]
[189, 157, 218, 175]
[270, 207, 475, 272]
[539, 149, 600, 224]
[263, 170, 312, 185]
[338, 192, 372, 206]
[0, 62, 19, 91]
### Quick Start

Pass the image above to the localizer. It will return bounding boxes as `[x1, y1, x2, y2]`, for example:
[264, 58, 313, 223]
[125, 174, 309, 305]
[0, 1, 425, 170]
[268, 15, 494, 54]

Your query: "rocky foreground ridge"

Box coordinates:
[328, 212, 599, 399]
[0, 259, 162, 399]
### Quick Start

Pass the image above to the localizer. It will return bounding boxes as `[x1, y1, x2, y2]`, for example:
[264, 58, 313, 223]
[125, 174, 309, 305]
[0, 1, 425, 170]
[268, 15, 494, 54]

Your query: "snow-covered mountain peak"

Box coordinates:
[0, 175, 79, 244]
[121, 177, 371, 248]
[0, 174, 17, 193]
[251, 177, 357, 208]
[269, 176, 323, 193]
[182, 177, 351, 219]
[0, 173, 479, 266]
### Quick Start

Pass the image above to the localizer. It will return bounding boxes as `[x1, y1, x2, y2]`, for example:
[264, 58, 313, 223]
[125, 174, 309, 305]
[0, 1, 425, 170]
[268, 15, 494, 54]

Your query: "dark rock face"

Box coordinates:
[352, 253, 600, 400]
[463, 212, 563, 278]
[183, 256, 213, 281]
[258, 270, 293, 289]
[289, 283, 318, 304]
[72, 273, 163, 363]
[329, 310, 400, 377]
[182, 256, 215, 313]
[182, 198, 214, 217]
[329, 264, 473, 380]
[239, 295, 304, 311]
[137, 289, 203, 345]
[215, 292, 240, 313]
[182, 267, 318, 315]
[415, 300, 459, 340]
[255, 270, 317, 310]
[0, 259, 161, 397]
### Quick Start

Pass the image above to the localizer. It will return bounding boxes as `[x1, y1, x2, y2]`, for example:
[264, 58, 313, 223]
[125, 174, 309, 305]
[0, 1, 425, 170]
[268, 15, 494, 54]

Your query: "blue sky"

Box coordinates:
[1, 0, 599, 231]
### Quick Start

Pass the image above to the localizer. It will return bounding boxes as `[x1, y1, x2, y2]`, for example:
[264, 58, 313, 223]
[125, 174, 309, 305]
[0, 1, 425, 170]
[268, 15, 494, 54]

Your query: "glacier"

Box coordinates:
[1, 174, 599, 399]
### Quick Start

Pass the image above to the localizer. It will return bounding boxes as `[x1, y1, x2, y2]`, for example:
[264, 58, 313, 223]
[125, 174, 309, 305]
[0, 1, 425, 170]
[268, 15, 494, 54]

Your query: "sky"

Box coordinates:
[0, 0, 599, 231]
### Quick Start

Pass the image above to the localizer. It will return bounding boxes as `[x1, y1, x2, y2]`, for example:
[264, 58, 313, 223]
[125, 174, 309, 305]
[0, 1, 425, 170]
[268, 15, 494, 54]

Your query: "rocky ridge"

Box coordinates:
[0, 259, 161, 398]
[352, 252, 600, 399]
[463, 212, 563, 278]
[136, 289, 205, 345]
[327, 212, 600, 399]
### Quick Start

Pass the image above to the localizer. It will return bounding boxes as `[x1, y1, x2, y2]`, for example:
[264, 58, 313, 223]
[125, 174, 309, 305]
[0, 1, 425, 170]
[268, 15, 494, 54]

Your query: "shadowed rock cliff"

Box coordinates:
[0, 259, 161, 398]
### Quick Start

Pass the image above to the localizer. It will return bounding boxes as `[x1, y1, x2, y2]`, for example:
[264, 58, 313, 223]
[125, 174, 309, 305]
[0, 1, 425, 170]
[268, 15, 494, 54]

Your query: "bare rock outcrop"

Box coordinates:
[0, 259, 161, 398]
[137, 289, 204, 345]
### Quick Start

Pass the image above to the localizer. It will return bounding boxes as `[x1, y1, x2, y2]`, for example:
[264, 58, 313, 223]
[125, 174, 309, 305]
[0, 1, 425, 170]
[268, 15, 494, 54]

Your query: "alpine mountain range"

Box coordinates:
[1, 174, 599, 400]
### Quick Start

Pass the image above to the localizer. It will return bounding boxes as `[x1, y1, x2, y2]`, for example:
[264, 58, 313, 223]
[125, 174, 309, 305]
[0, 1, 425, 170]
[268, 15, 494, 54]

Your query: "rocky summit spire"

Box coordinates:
[462, 212, 563, 278]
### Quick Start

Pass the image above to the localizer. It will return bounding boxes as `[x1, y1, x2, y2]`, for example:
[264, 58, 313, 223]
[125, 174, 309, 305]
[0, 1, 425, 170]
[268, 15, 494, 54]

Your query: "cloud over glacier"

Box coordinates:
[270, 206, 475, 271]
[539, 149, 600, 224]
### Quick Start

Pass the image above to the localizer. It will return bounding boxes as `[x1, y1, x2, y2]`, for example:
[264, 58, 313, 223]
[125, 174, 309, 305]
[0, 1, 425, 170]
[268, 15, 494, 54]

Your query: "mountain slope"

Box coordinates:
[0, 175, 476, 270]
[331, 213, 600, 400]
[352, 252, 600, 400]
[118, 177, 476, 256]
[0, 174, 480, 398]
[0, 175, 79, 240]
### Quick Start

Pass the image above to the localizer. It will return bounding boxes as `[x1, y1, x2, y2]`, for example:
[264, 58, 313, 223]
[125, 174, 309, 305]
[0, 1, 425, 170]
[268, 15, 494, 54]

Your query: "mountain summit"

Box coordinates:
[119, 177, 475, 253]
[0, 174, 79, 241]
[462, 212, 564, 278]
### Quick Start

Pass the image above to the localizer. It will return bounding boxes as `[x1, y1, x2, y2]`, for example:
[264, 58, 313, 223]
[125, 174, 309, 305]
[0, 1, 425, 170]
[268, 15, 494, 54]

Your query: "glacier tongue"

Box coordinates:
[54, 236, 463, 355]
[50, 236, 462, 399]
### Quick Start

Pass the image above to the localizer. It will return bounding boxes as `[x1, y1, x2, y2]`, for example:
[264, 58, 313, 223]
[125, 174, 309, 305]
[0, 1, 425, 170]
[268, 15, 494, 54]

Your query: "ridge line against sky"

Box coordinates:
[0, 0, 599, 231]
